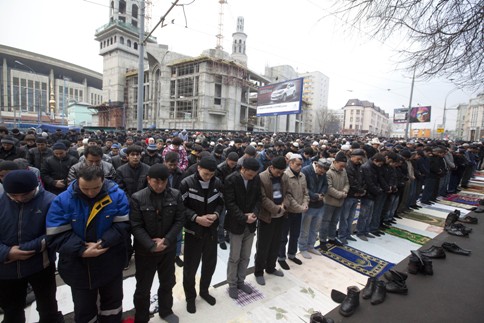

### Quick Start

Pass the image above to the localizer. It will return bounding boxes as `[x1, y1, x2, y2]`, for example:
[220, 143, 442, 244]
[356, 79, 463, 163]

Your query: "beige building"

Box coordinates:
[300, 71, 329, 133]
[342, 99, 390, 136]
[460, 93, 484, 141]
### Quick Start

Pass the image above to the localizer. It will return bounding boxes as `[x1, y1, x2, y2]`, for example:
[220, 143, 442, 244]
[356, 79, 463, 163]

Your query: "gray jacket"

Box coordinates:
[323, 163, 349, 207]
[68, 160, 117, 184]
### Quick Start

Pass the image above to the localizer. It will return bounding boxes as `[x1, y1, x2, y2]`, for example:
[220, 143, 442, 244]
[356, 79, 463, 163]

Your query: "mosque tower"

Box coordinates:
[231, 17, 247, 66]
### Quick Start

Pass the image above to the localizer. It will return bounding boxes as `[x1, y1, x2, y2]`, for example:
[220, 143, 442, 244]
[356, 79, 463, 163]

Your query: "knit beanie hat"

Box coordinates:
[52, 142, 67, 150]
[198, 156, 218, 171]
[1, 136, 15, 145]
[271, 156, 287, 170]
[227, 152, 239, 162]
[3, 170, 38, 194]
[242, 158, 260, 172]
[147, 164, 170, 180]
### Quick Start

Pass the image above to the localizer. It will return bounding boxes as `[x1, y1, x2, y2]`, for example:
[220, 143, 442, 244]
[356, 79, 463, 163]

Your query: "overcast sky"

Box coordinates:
[1, 0, 480, 130]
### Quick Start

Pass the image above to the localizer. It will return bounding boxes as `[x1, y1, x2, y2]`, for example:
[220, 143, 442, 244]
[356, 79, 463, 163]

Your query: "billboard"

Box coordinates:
[256, 78, 303, 116]
[393, 106, 432, 123]
[412, 129, 431, 138]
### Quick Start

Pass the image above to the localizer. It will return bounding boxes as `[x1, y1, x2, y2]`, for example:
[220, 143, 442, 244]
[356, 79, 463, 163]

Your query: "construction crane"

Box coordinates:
[215, 0, 227, 50]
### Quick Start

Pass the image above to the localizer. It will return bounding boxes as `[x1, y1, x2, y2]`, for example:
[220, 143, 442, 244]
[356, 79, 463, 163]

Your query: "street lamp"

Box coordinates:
[62, 77, 71, 125]
[14, 60, 42, 125]
[441, 86, 461, 139]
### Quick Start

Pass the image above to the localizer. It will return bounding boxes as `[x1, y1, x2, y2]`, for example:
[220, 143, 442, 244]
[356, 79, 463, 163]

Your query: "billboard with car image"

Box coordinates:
[256, 78, 303, 116]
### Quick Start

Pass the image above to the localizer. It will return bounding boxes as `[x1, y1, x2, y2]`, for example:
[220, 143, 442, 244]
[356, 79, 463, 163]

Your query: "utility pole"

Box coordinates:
[404, 67, 416, 141]
[137, 0, 145, 131]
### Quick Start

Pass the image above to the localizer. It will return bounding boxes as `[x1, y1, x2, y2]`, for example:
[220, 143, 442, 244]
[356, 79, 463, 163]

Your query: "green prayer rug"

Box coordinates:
[438, 200, 474, 210]
[320, 245, 394, 278]
[402, 211, 445, 227]
[384, 226, 431, 245]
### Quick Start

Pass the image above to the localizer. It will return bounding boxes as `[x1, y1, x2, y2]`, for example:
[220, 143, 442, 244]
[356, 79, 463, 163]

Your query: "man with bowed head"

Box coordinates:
[46, 166, 130, 323]
[0, 170, 64, 322]
[130, 164, 185, 323]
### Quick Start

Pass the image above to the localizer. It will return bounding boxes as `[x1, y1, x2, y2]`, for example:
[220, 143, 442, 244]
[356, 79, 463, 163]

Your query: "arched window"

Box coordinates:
[110, 37, 113, 45]
[134, 42, 138, 50]
[132, 4, 138, 18]
[119, 0, 126, 14]
[114, 36, 117, 43]
[120, 36, 124, 45]
[127, 39, 131, 47]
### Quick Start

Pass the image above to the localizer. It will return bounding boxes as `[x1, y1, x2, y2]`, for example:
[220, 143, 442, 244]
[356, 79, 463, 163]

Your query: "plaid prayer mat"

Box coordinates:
[384, 226, 432, 245]
[443, 194, 480, 206]
[402, 211, 446, 227]
[319, 244, 394, 278]
[226, 282, 264, 307]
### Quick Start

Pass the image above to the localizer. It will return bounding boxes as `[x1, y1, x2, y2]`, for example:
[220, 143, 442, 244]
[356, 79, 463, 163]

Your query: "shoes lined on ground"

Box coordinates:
[278, 260, 290, 270]
[300, 251, 312, 259]
[408, 250, 433, 275]
[309, 311, 335, 323]
[339, 286, 360, 317]
[441, 242, 471, 255]
[419, 245, 446, 259]
[370, 280, 386, 305]
[361, 277, 377, 299]
[289, 257, 303, 265]
[457, 216, 478, 224]
[384, 269, 408, 294]
[175, 256, 184, 267]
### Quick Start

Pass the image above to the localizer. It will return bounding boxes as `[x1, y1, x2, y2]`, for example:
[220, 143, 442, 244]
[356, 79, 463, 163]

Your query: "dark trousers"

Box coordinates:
[278, 213, 302, 260]
[134, 249, 176, 322]
[183, 233, 217, 301]
[421, 177, 438, 203]
[0, 264, 61, 323]
[254, 217, 284, 277]
[71, 273, 123, 323]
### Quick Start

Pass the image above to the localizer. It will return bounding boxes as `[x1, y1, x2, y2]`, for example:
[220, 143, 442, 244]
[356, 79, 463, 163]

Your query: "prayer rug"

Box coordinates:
[443, 194, 480, 206]
[226, 282, 264, 307]
[402, 211, 446, 227]
[320, 245, 394, 278]
[383, 226, 431, 245]
[466, 185, 484, 193]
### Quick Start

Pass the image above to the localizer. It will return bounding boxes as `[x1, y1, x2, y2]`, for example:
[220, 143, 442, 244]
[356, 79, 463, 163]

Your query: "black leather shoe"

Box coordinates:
[328, 238, 343, 247]
[339, 286, 360, 317]
[422, 257, 433, 275]
[445, 224, 469, 237]
[420, 245, 446, 259]
[445, 211, 460, 228]
[457, 216, 478, 224]
[408, 255, 422, 275]
[385, 280, 408, 294]
[384, 270, 408, 282]
[370, 280, 386, 305]
[361, 277, 376, 299]
[278, 260, 290, 270]
[394, 214, 403, 219]
[441, 242, 471, 255]
[309, 312, 335, 323]
[452, 223, 472, 234]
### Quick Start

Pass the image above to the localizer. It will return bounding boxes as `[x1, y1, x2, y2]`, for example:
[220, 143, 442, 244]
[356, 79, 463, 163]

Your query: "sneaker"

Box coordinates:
[175, 256, 184, 267]
[357, 234, 368, 241]
[219, 242, 227, 250]
[365, 233, 376, 238]
[267, 269, 284, 277]
[278, 260, 290, 270]
[237, 283, 253, 294]
[347, 236, 357, 241]
[255, 275, 266, 285]
[228, 287, 238, 299]
[308, 248, 322, 256]
[288, 257, 303, 265]
[300, 251, 312, 259]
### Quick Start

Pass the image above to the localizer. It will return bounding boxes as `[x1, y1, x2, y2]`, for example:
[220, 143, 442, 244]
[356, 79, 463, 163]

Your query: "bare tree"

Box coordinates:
[333, 0, 484, 90]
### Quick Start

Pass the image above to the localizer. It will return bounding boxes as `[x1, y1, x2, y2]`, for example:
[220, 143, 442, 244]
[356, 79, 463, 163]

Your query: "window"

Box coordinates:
[127, 39, 131, 47]
[120, 36, 124, 45]
[177, 78, 194, 97]
[214, 77, 222, 105]
[132, 4, 138, 18]
[134, 42, 138, 50]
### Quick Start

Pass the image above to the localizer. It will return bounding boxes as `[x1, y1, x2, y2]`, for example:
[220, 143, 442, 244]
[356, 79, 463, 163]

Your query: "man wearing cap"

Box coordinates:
[338, 149, 366, 244]
[224, 158, 261, 299]
[237, 145, 258, 167]
[46, 166, 130, 323]
[211, 144, 225, 165]
[27, 137, 53, 170]
[254, 156, 288, 285]
[223, 138, 244, 159]
[0, 170, 64, 323]
[299, 158, 329, 259]
[109, 143, 121, 157]
[0, 135, 27, 161]
[41, 142, 79, 195]
[180, 156, 224, 314]
[319, 154, 349, 251]
[68, 146, 117, 184]
[278, 154, 309, 270]
[130, 164, 185, 323]
[140, 144, 163, 166]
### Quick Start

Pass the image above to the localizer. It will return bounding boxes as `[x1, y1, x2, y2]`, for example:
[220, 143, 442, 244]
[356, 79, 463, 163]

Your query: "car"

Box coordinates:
[270, 82, 296, 102]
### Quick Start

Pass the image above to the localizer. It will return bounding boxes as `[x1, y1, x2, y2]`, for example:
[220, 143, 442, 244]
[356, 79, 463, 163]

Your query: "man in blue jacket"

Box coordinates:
[46, 166, 130, 323]
[0, 170, 63, 323]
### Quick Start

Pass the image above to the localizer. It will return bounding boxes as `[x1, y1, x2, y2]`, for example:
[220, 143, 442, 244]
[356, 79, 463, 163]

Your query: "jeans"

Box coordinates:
[227, 227, 255, 288]
[298, 207, 323, 252]
[339, 197, 358, 239]
[217, 208, 229, 243]
[370, 193, 387, 232]
[319, 204, 343, 241]
[439, 172, 450, 196]
[278, 213, 302, 260]
[383, 194, 399, 222]
[356, 198, 374, 235]
[407, 180, 417, 207]
[176, 231, 183, 257]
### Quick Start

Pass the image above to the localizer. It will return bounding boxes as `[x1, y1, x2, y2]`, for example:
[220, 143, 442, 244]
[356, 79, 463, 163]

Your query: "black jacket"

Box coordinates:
[130, 186, 185, 255]
[346, 161, 366, 198]
[116, 162, 150, 197]
[41, 154, 79, 195]
[223, 172, 261, 234]
[28, 147, 53, 169]
[361, 160, 383, 200]
[429, 155, 445, 178]
[141, 152, 163, 166]
[0, 145, 27, 161]
[216, 161, 236, 183]
[180, 172, 224, 239]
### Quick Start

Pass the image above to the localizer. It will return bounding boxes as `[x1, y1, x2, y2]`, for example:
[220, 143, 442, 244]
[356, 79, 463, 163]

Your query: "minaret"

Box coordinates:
[94, 0, 155, 108]
[231, 16, 247, 66]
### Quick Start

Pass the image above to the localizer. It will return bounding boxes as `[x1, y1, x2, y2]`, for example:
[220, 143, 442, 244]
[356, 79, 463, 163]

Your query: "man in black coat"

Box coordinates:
[130, 164, 185, 323]
[41, 142, 79, 195]
[224, 158, 261, 299]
